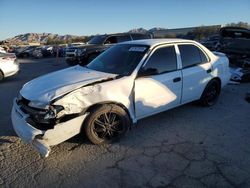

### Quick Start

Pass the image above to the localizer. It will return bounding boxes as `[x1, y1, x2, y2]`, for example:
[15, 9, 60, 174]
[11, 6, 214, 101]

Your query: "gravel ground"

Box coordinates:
[0, 58, 250, 188]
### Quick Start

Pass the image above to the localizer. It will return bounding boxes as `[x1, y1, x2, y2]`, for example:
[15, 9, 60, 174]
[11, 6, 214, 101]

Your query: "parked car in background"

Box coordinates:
[65, 33, 152, 65]
[200, 35, 219, 51]
[12, 39, 230, 157]
[67, 42, 85, 48]
[32, 47, 44, 58]
[217, 27, 250, 65]
[217, 27, 250, 82]
[16, 46, 37, 58]
[15, 45, 63, 59]
[0, 47, 7, 53]
[0, 52, 19, 80]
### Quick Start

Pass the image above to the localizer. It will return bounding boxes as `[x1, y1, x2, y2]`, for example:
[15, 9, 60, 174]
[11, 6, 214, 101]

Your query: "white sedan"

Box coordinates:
[11, 39, 230, 157]
[0, 52, 19, 80]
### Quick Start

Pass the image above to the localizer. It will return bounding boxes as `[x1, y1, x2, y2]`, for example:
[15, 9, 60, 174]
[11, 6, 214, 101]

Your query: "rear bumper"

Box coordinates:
[11, 99, 88, 157]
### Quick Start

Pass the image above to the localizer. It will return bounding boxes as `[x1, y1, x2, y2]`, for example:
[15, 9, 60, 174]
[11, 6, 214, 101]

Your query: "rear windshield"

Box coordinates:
[87, 44, 149, 76]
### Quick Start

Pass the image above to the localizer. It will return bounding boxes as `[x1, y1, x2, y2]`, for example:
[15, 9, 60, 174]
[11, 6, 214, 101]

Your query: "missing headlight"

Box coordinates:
[44, 105, 64, 120]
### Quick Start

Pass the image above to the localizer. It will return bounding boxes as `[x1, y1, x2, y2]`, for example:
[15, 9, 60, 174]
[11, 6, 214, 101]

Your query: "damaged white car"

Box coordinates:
[11, 39, 230, 157]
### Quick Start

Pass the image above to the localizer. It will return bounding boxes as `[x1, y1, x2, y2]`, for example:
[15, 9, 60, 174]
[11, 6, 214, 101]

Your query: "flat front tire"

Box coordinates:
[84, 104, 130, 145]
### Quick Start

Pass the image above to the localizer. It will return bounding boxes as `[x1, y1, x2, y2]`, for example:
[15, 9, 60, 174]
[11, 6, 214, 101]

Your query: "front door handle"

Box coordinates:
[173, 77, 181, 83]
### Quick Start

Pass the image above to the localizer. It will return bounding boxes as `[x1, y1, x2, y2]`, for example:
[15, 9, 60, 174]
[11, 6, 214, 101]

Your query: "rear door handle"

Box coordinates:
[173, 77, 181, 83]
[207, 69, 212, 73]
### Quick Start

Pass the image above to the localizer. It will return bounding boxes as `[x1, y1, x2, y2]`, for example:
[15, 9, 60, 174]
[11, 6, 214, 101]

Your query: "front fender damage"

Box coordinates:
[34, 85, 102, 157]
[53, 76, 135, 123]
[54, 85, 101, 116]
[12, 75, 134, 157]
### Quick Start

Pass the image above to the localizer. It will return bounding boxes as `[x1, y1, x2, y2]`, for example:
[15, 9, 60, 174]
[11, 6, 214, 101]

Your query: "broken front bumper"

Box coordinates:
[11, 99, 87, 157]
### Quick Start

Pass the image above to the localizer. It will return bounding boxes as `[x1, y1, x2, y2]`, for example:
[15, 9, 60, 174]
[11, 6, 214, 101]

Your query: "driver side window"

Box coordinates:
[143, 46, 177, 74]
[105, 36, 117, 44]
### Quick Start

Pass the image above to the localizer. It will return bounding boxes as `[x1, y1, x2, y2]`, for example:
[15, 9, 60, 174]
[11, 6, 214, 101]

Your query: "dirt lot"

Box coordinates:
[0, 58, 250, 188]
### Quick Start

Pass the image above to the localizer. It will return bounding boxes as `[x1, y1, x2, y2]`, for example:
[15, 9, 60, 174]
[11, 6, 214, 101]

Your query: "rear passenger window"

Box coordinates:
[105, 36, 117, 44]
[117, 35, 131, 42]
[143, 46, 177, 74]
[178, 44, 208, 68]
[200, 49, 208, 63]
[131, 34, 151, 40]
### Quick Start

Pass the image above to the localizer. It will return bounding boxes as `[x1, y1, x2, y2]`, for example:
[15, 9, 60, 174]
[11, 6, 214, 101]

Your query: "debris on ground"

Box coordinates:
[230, 66, 250, 83]
[230, 67, 243, 82]
[228, 80, 240, 85]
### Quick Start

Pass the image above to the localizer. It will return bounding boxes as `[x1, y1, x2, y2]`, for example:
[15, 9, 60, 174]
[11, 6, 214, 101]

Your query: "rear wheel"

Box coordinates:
[199, 80, 221, 106]
[84, 104, 130, 145]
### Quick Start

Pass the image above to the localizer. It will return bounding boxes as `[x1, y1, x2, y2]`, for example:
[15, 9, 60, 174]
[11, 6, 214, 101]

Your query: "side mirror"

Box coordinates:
[137, 68, 158, 77]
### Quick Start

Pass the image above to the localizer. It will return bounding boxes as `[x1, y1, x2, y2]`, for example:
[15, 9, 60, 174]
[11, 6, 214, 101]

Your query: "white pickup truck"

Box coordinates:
[11, 39, 230, 157]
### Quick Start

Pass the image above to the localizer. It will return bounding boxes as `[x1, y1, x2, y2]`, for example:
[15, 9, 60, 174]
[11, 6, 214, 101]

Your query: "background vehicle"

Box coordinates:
[217, 27, 250, 66]
[15, 45, 64, 58]
[67, 42, 85, 48]
[31, 47, 43, 58]
[218, 27, 250, 55]
[65, 32, 152, 65]
[0, 47, 7, 53]
[12, 39, 230, 157]
[0, 52, 19, 80]
[217, 27, 250, 82]
[200, 35, 219, 51]
[16, 46, 37, 58]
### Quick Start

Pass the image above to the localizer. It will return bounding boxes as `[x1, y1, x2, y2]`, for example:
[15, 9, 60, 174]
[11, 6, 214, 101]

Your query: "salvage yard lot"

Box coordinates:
[0, 58, 250, 188]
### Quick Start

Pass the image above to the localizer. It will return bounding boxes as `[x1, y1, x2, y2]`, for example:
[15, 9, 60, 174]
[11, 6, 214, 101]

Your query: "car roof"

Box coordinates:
[97, 32, 150, 37]
[121, 38, 195, 47]
[220, 26, 250, 32]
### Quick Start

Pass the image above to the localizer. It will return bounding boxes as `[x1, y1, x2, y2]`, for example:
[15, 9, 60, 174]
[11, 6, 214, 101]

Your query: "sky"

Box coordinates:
[0, 0, 249, 40]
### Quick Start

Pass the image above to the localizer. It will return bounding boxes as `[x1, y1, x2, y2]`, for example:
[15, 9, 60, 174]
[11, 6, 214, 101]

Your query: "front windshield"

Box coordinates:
[87, 44, 149, 76]
[88, 35, 106, 45]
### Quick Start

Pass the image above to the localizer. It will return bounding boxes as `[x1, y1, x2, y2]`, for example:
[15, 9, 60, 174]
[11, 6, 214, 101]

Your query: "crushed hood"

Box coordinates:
[20, 65, 116, 103]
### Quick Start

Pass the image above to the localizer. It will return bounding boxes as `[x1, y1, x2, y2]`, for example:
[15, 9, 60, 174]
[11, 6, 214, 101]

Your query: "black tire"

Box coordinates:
[0, 71, 4, 81]
[199, 79, 221, 106]
[84, 104, 130, 145]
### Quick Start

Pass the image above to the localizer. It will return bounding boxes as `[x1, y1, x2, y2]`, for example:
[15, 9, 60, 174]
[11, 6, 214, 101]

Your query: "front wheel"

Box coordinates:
[199, 80, 221, 106]
[84, 104, 130, 145]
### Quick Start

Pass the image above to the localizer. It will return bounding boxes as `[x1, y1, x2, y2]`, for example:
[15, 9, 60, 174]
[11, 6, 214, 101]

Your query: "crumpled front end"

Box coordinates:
[11, 98, 88, 157]
[11, 66, 135, 157]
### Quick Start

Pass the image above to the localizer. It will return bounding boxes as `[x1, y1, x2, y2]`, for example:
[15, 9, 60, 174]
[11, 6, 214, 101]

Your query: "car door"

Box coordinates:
[178, 44, 212, 103]
[134, 45, 182, 119]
